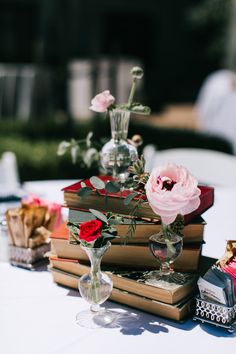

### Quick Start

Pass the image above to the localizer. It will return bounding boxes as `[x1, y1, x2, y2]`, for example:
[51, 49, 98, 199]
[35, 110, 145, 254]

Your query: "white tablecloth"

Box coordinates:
[0, 180, 236, 354]
[0, 262, 235, 354]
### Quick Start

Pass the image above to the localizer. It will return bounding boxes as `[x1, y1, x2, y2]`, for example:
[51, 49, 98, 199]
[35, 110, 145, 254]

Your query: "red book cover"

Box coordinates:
[62, 176, 214, 224]
[62, 175, 134, 199]
[184, 185, 214, 224]
[50, 254, 80, 263]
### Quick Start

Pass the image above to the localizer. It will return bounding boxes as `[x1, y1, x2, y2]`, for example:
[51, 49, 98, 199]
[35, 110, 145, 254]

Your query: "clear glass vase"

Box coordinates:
[76, 242, 114, 328]
[146, 224, 184, 285]
[100, 109, 138, 183]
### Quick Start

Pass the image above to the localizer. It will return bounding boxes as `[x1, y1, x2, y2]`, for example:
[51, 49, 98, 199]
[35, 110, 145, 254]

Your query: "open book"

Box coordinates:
[49, 255, 198, 304]
[49, 266, 195, 321]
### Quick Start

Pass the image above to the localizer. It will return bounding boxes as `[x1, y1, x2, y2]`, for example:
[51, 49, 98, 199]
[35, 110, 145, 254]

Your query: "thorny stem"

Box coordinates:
[124, 194, 143, 243]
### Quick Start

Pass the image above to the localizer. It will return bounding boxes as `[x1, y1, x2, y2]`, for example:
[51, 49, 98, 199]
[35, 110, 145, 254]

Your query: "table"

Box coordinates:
[0, 180, 236, 354]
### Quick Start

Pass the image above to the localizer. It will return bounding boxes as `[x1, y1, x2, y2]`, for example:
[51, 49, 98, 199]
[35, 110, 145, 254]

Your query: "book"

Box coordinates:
[49, 255, 198, 304]
[62, 176, 214, 224]
[68, 209, 206, 244]
[49, 266, 195, 321]
[50, 223, 202, 272]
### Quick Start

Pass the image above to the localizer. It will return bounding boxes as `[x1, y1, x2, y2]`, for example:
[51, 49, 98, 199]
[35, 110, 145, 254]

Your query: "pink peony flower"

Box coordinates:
[90, 90, 115, 112]
[145, 163, 201, 224]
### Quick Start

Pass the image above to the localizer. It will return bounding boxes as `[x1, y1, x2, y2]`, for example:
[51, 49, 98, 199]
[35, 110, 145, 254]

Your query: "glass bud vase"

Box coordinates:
[100, 109, 138, 183]
[76, 242, 114, 328]
[146, 224, 183, 285]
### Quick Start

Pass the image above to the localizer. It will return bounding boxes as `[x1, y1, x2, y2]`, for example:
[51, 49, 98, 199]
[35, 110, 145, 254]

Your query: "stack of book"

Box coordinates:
[49, 177, 214, 321]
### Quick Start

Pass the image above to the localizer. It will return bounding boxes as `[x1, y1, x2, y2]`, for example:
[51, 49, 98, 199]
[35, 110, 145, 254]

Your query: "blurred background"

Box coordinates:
[1, 0, 236, 181]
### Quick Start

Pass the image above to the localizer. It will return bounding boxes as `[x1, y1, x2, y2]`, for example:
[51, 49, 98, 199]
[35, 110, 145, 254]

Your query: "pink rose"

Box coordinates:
[90, 90, 115, 112]
[145, 163, 201, 224]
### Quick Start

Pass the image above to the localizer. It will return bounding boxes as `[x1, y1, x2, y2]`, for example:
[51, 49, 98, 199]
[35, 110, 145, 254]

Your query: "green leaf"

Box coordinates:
[77, 187, 92, 198]
[86, 131, 93, 147]
[89, 176, 105, 190]
[107, 226, 117, 233]
[70, 145, 79, 164]
[130, 103, 151, 115]
[93, 236, 105, 248]
[89, 209, 108, 223]
[57, 141, 71, 156]
[95, 189, 101, 196]
[67, 223, 79, 235]
[109, 218, 122, 225]
[101, 232, 116, 239]
[105, 181, 121, 193]
[124, 192, 138, 206]
[83, 148, 99, 168]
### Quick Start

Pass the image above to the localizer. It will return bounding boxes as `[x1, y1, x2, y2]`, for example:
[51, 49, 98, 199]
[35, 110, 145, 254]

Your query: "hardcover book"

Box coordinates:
[50, 223, 202, 272]
[62, 176, 214, 224]
[49, 255, 198, 304]
[49, 266, 195, 321]
[68, 209, 206, 244]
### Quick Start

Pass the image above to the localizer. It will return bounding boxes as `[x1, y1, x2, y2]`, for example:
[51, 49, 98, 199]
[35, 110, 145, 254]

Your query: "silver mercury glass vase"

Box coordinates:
[100, 109, 138, 183]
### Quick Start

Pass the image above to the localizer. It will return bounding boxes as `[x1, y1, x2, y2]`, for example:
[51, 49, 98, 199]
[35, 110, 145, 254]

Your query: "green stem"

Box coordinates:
[127, 78, 137, 108]
[124, 196, 142, 243]
[161, 222, 176, 256]
[90, 256, 101, 310]
[161, 222, 170, 241]
[91, 269, 100, 307]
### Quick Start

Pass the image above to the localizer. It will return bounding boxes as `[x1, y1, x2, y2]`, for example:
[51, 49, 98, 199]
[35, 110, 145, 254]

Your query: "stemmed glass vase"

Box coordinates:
[147, 224, 183, 285]
[100, 109, 138, 183]
[76, 242, 114, 328]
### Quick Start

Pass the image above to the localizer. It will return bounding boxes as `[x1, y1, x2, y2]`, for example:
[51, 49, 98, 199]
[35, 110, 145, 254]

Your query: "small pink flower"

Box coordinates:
[145, 163, 201, 224]
[90, 90, 115, 112]
[22, 194, 46, 206]
[47, 202, 62, 230]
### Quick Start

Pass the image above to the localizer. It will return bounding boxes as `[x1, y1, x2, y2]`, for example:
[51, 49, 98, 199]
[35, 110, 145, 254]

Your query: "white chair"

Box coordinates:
[204, 91, 236, 154]
[143, 145, 236, 188]
[195, 69, 236, 131]
[0, 151, 20, 196]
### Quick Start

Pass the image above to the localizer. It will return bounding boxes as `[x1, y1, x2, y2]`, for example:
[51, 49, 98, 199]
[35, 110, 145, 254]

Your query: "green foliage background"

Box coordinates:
[0, 118, 233, 182]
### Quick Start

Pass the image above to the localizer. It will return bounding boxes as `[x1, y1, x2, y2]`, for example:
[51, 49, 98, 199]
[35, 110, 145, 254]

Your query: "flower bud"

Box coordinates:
[131, 134, 143, 147]
[131, 66, 143, 80]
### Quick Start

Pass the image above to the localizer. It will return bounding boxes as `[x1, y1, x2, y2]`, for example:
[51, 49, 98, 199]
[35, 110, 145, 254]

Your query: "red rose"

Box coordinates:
[79, 219, 103, 242]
